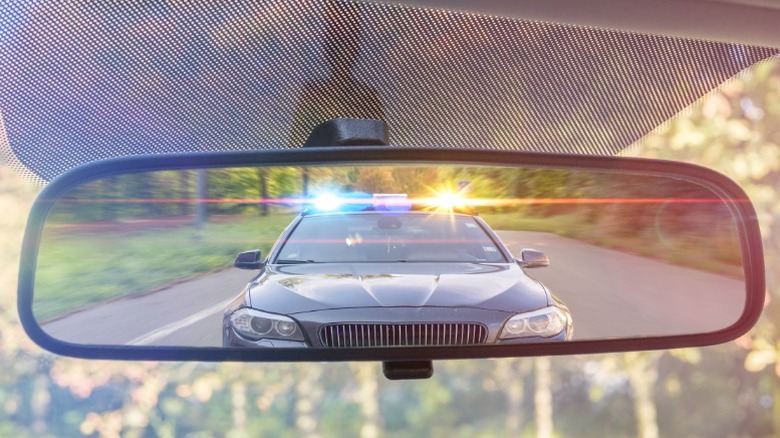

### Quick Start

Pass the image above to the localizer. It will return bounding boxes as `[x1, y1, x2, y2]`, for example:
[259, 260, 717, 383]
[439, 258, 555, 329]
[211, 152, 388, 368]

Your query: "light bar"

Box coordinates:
[372, 194, 412, 213]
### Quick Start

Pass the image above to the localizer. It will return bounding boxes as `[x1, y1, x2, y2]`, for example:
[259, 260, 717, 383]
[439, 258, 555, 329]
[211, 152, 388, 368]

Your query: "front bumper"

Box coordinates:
[223, 306, 572, 347]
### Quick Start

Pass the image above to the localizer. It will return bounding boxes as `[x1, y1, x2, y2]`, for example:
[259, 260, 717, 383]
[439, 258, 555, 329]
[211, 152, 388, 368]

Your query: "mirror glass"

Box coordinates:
[33, 164, 746, 348]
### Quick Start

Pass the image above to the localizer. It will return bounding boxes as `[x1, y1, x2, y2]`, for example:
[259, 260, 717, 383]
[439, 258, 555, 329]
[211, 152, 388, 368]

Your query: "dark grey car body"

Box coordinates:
[223, 212, 573, 348]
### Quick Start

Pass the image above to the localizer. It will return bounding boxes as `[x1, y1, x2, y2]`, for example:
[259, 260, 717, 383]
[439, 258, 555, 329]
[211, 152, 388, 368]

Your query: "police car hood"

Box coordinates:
[247, 263, 549, 314]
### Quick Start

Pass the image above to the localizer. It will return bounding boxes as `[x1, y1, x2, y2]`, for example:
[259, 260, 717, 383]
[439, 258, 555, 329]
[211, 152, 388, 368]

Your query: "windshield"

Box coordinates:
[0, 1, 774, 184]
[2, 1, 780, 437]
[275, 213, 508, 263]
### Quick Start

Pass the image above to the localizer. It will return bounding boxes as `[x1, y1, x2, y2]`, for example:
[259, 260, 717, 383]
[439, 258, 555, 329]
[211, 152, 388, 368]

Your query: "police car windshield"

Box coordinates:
[274, 213, 508, 263]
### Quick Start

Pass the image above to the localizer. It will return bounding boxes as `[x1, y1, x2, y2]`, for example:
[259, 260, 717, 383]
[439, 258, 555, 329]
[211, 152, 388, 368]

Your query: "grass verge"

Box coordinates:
[35, 214, 295, 321]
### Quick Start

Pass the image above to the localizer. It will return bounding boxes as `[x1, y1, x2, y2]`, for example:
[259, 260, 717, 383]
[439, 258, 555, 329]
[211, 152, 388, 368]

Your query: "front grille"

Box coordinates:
[318, 323, 488, 348]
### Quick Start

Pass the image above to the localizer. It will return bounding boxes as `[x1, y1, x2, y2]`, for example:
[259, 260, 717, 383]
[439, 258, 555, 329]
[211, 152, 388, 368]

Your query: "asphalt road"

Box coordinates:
[498, 231, 744, 340]
[42, 268, 257, 347]
[42, 231, 745, 347]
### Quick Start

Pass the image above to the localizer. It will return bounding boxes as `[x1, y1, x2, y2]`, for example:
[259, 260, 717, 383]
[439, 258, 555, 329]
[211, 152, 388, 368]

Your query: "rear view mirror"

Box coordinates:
[17, 148, 764, 364]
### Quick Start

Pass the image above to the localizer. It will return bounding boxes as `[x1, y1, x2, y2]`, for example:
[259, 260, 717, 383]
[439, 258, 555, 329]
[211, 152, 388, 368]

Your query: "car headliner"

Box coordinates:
[0, 0, 778, 184]
[393, 0, 780, 47]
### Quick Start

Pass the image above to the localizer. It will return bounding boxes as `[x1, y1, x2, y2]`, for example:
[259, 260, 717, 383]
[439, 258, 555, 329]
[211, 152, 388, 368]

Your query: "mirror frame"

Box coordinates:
[17, 147, 766, 362]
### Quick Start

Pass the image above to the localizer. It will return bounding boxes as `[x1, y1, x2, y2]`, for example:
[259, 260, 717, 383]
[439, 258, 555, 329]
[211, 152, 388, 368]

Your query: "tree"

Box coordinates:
[631, 57, 780, 434]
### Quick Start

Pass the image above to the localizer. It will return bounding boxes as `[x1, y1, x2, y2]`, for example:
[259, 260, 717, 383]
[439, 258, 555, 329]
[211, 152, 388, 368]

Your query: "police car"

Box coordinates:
[223, 193, 573, 348]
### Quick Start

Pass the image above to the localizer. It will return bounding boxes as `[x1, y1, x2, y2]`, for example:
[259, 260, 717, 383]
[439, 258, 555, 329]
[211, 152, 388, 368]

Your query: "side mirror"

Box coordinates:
[234, 250, 263, 270]
[518, 248, 550, 268]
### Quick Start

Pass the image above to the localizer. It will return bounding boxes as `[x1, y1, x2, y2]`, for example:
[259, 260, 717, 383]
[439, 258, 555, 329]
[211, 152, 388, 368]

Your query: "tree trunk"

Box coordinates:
[625, 352, 660, 438]
[258, 168, 268, 216]
[302, 168, 310, 199]
[495, 358, 527, 435]
[295, 364, 324, 438]
[195, 169, 207, 230]
[180, 170, 190, 216]
[231, 382, 247, 435]
[534, 357, 553, 438]
[353, 363, 381, 438]
[31, 375, 50, 435]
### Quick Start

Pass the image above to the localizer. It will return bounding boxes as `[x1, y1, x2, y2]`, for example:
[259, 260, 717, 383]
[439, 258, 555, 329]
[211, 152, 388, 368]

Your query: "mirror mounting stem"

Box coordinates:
[303, 118, 389, 147]
[382, 360, 434, 380]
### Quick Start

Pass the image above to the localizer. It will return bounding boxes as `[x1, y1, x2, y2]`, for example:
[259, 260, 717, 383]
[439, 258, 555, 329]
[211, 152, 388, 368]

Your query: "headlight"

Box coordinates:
[229, 308, 305, 342]
[500, 306, 568, 339]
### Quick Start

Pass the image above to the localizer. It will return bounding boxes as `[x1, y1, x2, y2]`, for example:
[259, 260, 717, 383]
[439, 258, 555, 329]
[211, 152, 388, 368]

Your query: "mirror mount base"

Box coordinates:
[382, 360, 434, 380]
[303, 118, 389, 147]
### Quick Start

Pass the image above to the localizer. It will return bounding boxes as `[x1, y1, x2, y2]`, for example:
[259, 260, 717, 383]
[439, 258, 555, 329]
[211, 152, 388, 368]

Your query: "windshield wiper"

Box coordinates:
[275, 259, 317, 264]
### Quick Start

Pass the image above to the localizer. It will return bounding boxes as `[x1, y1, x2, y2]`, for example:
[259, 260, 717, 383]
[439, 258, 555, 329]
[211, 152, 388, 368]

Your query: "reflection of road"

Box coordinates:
[43, 269, 256, 347]
[43, 231, 744, 347]
[499, 231, 744, 340]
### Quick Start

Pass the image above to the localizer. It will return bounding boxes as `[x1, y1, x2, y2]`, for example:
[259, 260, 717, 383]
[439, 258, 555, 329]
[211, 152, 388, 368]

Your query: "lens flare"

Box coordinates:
[313, 193, 340, 211]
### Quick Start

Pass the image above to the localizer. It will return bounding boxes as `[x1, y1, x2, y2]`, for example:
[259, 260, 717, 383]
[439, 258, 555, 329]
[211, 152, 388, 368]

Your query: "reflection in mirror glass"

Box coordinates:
[34, 165, 745, 348]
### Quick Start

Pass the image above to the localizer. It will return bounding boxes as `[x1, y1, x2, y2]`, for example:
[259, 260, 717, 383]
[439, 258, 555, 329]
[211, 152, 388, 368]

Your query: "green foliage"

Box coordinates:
[34, 214, 295, 320]
[631, 57, 780, 434]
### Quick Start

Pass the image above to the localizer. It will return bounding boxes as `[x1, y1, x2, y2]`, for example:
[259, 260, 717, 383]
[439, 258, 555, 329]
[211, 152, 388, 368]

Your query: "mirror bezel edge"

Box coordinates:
[17, 147, 766, 362]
